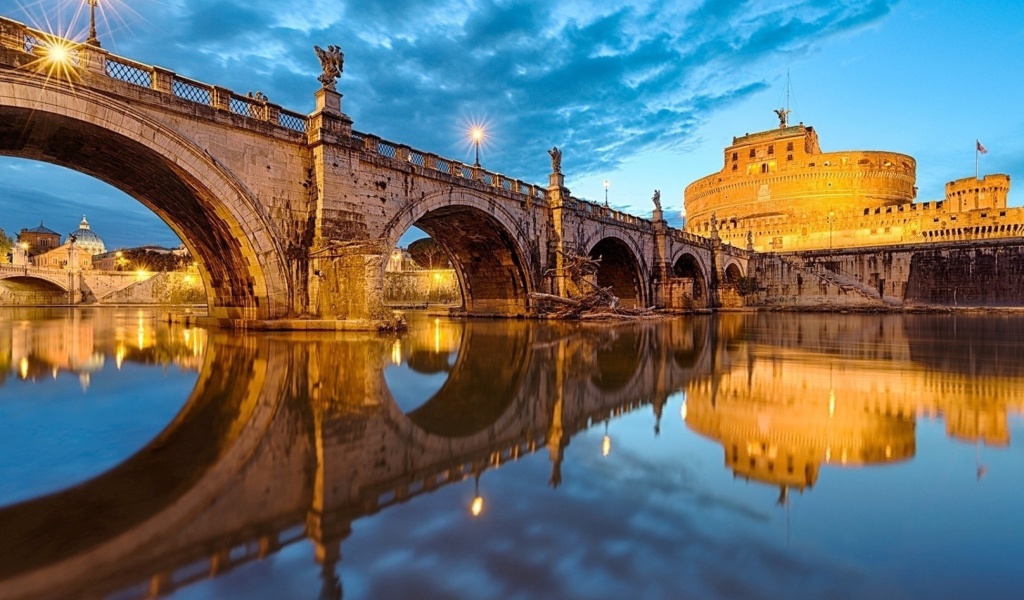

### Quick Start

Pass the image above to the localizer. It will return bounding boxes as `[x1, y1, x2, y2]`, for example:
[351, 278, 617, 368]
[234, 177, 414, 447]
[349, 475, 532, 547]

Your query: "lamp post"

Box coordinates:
[604, 179, 610, 207]
[828, 211, 834, 251]
[86, 0, 101, 47]
[470, 126, 484, 167]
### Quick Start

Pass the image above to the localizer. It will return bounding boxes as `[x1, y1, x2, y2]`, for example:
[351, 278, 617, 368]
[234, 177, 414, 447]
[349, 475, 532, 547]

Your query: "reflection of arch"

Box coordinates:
[400, 322, 532, 438]
[591, 328, 644, 391]
[0, 73, 290, 320]
[672, 318, 709, 369]
[672, 253, 708, 301]
[724, 262, 742, 284]
[382, 191, 535, 316]
[0, 334, 280, 585]
[587, 237, 645, 309]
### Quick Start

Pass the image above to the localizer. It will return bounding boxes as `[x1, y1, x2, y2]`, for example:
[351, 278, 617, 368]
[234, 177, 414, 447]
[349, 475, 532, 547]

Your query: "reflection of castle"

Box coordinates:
[684, 119, 1018, 251]
[684, 315, 1024, 496]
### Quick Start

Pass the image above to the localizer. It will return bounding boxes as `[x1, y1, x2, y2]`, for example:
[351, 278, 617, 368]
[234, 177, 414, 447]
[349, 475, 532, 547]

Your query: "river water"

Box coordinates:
[0, 307, 1022, 599]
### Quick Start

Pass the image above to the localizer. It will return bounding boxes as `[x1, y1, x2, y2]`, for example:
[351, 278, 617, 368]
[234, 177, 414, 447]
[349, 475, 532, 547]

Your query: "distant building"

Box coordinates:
[65, 215, 107, 256]
[34, 241, 94, 271]
[17, 222, 62, 256]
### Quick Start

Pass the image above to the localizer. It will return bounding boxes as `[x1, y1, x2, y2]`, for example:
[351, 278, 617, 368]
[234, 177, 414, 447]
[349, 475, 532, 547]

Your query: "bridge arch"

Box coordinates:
[0, 72, 292, 320]
[382, 189, 537, 316]
[585, 235, 647, 309]
[670, 251, 710, 305]
[724, 261, 744, 283]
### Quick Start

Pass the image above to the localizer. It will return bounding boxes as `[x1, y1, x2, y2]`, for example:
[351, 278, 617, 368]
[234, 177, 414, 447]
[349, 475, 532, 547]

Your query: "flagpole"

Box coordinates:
[976, 141, 979, 180]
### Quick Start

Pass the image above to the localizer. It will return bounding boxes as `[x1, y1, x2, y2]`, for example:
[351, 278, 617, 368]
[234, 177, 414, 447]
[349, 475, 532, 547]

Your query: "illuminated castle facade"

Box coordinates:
[684, 117, 1017, 252]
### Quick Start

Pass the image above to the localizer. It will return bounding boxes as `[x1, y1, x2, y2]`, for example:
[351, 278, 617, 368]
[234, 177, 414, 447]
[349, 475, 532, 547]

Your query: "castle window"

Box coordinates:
[732, 163, 737, 171]
[864, 208, 870, 215]
[787, 154, 793, 161]
[808, 162, 815, 167]
[767, 145, 774, 155]
[761, 163, 769, 173]
[749, 148, 756, 158]
[732, 152, 738, 161]
[786, 142, 794, 151]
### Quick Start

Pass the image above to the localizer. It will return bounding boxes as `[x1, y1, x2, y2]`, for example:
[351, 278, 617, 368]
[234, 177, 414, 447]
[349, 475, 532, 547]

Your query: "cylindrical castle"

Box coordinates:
[684, 123, 917, 251]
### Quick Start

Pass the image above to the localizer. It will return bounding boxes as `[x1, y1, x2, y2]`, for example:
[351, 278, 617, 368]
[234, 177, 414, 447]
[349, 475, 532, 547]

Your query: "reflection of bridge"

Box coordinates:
[2, 314, 1023, 598]
[0, 17, 750, 325]
[0, 318, 711, 599]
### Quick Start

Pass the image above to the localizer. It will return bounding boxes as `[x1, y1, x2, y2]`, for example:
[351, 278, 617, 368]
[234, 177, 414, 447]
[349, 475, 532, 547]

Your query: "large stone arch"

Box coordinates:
[0, 72, 292, 320]
[585, 234, 647, 309]
[382, 189, 537, 316]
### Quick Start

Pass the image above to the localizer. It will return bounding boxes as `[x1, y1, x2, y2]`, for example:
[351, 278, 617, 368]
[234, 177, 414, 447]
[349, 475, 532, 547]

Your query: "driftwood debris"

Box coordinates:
[531, 252, 658, 320]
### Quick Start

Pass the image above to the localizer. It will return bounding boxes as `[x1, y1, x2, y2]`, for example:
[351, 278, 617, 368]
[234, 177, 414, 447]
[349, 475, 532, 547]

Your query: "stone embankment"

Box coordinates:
[746, 238, 1024, 310]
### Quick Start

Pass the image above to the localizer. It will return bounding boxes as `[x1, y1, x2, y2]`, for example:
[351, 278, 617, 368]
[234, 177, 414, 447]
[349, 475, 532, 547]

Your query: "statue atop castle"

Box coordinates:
[773, 107, 791, 128]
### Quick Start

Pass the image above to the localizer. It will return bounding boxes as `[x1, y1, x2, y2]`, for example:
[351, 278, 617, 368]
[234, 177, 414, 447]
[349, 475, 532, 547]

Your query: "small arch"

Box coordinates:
[724, 263, 742, 284]
[672, 253, 708, 306]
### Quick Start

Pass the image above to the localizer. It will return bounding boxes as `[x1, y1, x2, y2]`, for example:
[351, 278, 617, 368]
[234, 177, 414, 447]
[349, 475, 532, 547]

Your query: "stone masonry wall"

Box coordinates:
[747, 239, 1024, 308]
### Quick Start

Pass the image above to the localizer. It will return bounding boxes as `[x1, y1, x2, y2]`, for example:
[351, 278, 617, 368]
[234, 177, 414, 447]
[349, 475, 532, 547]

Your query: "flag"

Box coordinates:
[977, 140, 988, 154]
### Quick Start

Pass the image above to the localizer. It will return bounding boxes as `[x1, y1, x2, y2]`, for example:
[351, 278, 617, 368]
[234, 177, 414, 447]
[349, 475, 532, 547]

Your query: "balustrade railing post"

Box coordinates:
[80, 44, 108, 76]
[363, 135, 380, 154]
[423, 153, 439, 171]
[264, 102, 281, 125]
[211, 86, 231, 111]
[151, 67, 174, 94]
[0, 19, 26, 53]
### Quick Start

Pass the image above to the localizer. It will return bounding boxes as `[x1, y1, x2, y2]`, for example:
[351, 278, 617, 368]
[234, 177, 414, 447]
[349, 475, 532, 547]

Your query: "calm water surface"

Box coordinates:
[0, 308, 1022, 599]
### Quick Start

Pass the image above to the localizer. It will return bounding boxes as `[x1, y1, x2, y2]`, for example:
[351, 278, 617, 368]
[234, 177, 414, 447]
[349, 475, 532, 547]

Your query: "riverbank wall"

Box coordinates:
[746, 238, 1024, 309]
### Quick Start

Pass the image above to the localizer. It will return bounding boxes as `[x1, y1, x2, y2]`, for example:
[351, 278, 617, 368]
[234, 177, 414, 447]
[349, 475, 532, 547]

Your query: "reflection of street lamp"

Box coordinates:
[602, 420, 611, 457]
[86, 1, 101, 47]
[470, 126, 485, 167]
[470, 473, 484, 517]
[603, 179, 610, 207]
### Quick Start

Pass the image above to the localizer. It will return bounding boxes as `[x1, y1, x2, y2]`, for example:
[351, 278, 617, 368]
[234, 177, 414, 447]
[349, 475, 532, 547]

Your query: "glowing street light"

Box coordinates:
[470, 125, 485, 167]
[86, 0, 101, 47]
[603, 179, 610, 207]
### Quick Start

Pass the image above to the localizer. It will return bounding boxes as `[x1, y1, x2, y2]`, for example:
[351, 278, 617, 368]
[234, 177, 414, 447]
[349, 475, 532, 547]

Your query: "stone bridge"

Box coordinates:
[0, 17, 751, 326]
[0, 317, 719, 600]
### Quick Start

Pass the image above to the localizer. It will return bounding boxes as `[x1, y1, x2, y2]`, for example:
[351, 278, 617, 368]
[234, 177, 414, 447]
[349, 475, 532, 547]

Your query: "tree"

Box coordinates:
[0, 229, 12, 265]
[407, 237, 451, 269]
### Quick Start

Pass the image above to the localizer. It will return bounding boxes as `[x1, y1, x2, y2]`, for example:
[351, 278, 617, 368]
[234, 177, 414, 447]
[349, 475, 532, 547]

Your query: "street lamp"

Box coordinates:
[470, 126, 485, 167]
[86, 0, 101, 47]
[828, 210, 834, 250]
[603, 179, 610, 207]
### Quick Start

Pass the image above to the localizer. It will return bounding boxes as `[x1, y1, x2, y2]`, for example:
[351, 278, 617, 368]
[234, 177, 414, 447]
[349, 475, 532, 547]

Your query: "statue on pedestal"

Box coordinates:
[315, 45, 345, 90]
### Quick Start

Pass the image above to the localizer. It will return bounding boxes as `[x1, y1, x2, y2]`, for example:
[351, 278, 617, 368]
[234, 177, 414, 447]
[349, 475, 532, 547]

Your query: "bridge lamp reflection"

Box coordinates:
[602, 421, 611, 457]
[470, 474, 484, 517]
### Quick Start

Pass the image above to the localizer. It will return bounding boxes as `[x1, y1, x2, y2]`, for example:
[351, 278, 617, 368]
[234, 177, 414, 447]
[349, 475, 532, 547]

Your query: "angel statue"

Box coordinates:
[773, 107, 791, 128]
[314, 44, 345, 90]
[652, 189, 662, 211]
[548, 146, 562, 174]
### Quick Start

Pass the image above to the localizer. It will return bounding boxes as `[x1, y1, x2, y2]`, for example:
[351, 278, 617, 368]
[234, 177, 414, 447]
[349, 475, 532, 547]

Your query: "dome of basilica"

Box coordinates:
[66, 215, 106, 256]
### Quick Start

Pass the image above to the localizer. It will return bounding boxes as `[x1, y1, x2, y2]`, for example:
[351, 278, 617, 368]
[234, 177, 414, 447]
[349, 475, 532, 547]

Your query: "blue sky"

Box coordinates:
[2, 0, 1022, 248]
